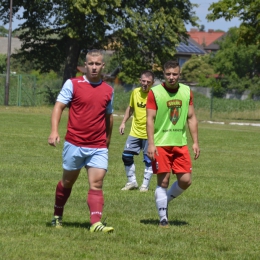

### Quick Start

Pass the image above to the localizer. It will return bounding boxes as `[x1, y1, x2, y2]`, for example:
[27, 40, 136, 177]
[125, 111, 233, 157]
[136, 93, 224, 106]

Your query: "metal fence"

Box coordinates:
[0, 74, 37, 106]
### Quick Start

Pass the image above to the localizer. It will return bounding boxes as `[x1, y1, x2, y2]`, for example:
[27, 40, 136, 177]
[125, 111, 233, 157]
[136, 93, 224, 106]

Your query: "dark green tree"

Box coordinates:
[199, 24, 205, 32]
[0, 25, 8, 36]
[0, 53, 7, 73]
[207, 0, 259, 47]
[212, 28, 259, 80]
[211, 27, 260, 95]
[181, 54, 215, 82]
[0, 0, 198, 85]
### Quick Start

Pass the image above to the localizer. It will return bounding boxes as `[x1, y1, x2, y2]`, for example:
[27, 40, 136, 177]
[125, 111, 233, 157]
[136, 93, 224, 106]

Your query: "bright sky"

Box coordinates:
[186, 0, 241, 31]
[1, 2, 241, 32]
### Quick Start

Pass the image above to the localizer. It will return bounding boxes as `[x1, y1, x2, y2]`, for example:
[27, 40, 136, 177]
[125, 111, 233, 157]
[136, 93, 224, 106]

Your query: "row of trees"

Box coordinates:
[181, 27, 260, 97]
[0, 0, 259, 96]
[0, 0, 198, 85]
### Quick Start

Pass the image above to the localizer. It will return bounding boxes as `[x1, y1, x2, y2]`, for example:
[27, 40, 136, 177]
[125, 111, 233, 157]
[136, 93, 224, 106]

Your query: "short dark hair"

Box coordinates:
[163, 60, 179, 71]
[140, 70, 155, 81]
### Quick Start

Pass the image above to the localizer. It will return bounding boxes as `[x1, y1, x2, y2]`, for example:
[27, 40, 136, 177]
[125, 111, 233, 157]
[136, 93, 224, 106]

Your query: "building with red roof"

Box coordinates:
[188, 28, 225, 52]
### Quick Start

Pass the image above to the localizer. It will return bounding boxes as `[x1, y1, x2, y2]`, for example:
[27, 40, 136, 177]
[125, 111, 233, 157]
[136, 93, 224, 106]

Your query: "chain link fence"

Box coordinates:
[0, 74, 38, 106]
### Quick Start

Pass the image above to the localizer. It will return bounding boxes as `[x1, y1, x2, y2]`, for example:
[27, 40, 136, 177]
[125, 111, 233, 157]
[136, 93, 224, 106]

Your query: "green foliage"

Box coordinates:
[0, 106, 260, 259]
[32, 70, 62, 105]
[212, 28, 259, 80]
[0, 53, 6, 73]
[209, 27, 260, 96]
[114, 1, 199, 83]
[10, 55, 38, 74]
[207, 0, 260, 97]
[193, 91, 258, 113]
[0, 71, 62, 106]
[113, 86, 131, 111]
[181, 54, 215, 82]
[103, 52, 120, 75]
[0, 0, 199, 85]
[0, 25, 8, 36]
[198, 24, 205, 32]
[207, 0, 260, 49]
[247, 77, 260, 98]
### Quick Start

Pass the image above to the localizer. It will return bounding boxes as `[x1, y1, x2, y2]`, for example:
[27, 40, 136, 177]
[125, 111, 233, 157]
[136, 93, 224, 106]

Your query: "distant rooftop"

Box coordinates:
[188, 28, 225, 47]
[176, 38, 206, 55]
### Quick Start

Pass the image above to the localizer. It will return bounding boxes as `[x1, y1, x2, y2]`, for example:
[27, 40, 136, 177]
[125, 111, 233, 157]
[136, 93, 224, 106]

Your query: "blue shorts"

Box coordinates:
[62, 141, 108, 171]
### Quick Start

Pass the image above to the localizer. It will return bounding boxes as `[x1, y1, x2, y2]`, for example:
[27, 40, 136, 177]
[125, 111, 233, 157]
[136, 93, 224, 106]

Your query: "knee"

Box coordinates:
[159, 180, 169, 189]
[61, 179, 74, 189]
[157, 175, 170, 189]
[178, 178, 192, 190]
[90, 180, 103, 190]
[122, 152, 134, 166]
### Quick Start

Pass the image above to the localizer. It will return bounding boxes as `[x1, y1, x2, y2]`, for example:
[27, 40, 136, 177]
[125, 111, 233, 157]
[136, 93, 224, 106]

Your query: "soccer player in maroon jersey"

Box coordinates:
[48, 49, 114, 233]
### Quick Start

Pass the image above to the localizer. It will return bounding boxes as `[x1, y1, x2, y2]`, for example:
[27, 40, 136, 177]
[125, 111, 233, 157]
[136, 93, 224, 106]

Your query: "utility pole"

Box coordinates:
[4, 0, 13, 106]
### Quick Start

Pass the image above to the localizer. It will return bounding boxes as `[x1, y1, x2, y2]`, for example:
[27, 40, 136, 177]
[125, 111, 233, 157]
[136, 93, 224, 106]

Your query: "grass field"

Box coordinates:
[0, 106, 260, 260]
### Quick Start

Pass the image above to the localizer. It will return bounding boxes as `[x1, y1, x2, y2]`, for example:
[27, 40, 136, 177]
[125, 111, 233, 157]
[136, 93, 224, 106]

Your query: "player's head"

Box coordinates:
[85, 49, 105, 83]
[163, 60, 180, 88]
[139, 70, 154, 93]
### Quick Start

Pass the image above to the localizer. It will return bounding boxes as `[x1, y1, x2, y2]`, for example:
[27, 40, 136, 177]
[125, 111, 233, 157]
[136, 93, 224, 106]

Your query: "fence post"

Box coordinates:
[210, 87, 214, 119]
[33, 75, 36, 106]
[16, 75, 19, 106]
[18, 74, 22, 106]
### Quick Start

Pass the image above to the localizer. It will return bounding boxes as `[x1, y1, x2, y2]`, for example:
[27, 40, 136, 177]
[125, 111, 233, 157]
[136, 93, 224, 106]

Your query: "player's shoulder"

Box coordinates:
[151, 83, 163, 91]
[102, 80, 113, 88]
[179, 83, 190, 89]
[101, 81, 114, 93]
[132, 87, 141, 93]
[69, 76, 85, 85]
[154, 83, 163, 88]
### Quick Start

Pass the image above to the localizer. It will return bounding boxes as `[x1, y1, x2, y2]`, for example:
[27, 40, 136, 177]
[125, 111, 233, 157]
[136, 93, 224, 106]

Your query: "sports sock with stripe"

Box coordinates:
[54, 181, 72, 216]
[155, 186, 168, 222]
[87, 189, 104, 225]
[167, 181, 184, 203]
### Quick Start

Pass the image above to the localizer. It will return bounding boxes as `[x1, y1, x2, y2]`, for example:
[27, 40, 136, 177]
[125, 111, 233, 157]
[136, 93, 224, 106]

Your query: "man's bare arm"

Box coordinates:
[187, 104, 200, 159]
[119, 106, 134, 135]
[106, 113, 113, 148]
[146, 108, 157, 161]
[48, 101, 67, 147]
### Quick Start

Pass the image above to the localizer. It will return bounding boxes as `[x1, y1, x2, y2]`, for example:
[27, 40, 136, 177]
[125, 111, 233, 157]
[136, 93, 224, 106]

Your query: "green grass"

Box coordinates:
[0, 106, 260, 260]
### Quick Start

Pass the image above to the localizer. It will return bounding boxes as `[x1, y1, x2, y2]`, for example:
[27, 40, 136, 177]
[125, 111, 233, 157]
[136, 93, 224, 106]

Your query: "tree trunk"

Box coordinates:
[62, 38, 81, 85]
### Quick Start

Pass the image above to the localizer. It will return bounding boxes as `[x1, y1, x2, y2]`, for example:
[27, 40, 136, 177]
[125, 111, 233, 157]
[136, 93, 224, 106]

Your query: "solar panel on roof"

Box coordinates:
[176, 40, 205, 54]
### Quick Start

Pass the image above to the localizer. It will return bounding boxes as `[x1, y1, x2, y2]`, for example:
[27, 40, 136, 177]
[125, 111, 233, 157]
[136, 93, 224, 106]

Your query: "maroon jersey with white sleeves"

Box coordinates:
[65, 77, 113, 148]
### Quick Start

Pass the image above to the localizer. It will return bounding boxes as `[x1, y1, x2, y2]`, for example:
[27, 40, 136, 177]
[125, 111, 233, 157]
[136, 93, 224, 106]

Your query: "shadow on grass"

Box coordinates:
[140, 219, 189, 226]
[46, 221, 91, 229]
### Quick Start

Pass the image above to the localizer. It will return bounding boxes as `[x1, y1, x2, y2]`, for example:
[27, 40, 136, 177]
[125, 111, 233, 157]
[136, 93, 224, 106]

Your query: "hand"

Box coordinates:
[119, 123, 125, 135]
[48, 132, 60, 147]
[192, 143, 200, 160]
[147, 144, 158, 161]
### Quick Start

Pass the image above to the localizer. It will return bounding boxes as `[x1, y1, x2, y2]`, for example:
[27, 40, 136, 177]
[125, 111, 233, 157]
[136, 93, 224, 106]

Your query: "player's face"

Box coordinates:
[164, 67, 180, 89]
[139, 75, 154, 93]
[85, 55, 105, 83]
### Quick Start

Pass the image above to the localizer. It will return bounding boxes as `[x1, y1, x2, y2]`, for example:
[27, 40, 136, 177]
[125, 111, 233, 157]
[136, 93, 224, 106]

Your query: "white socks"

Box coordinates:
[126, 164, 153, 187]
[142, 166, 153, 188]
[155, 182, 185, 222]
[155, 186, 168, 222]
[167, 181, 184, 203]
[125, 164, 137, 183]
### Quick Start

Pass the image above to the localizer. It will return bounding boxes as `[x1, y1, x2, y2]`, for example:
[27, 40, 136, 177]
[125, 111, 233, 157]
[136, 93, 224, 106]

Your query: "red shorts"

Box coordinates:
[152, 146, 192, 174]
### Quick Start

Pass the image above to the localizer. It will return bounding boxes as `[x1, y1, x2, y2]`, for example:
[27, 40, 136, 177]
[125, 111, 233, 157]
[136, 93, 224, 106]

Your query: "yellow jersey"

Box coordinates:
[129, 87, 148, 139]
